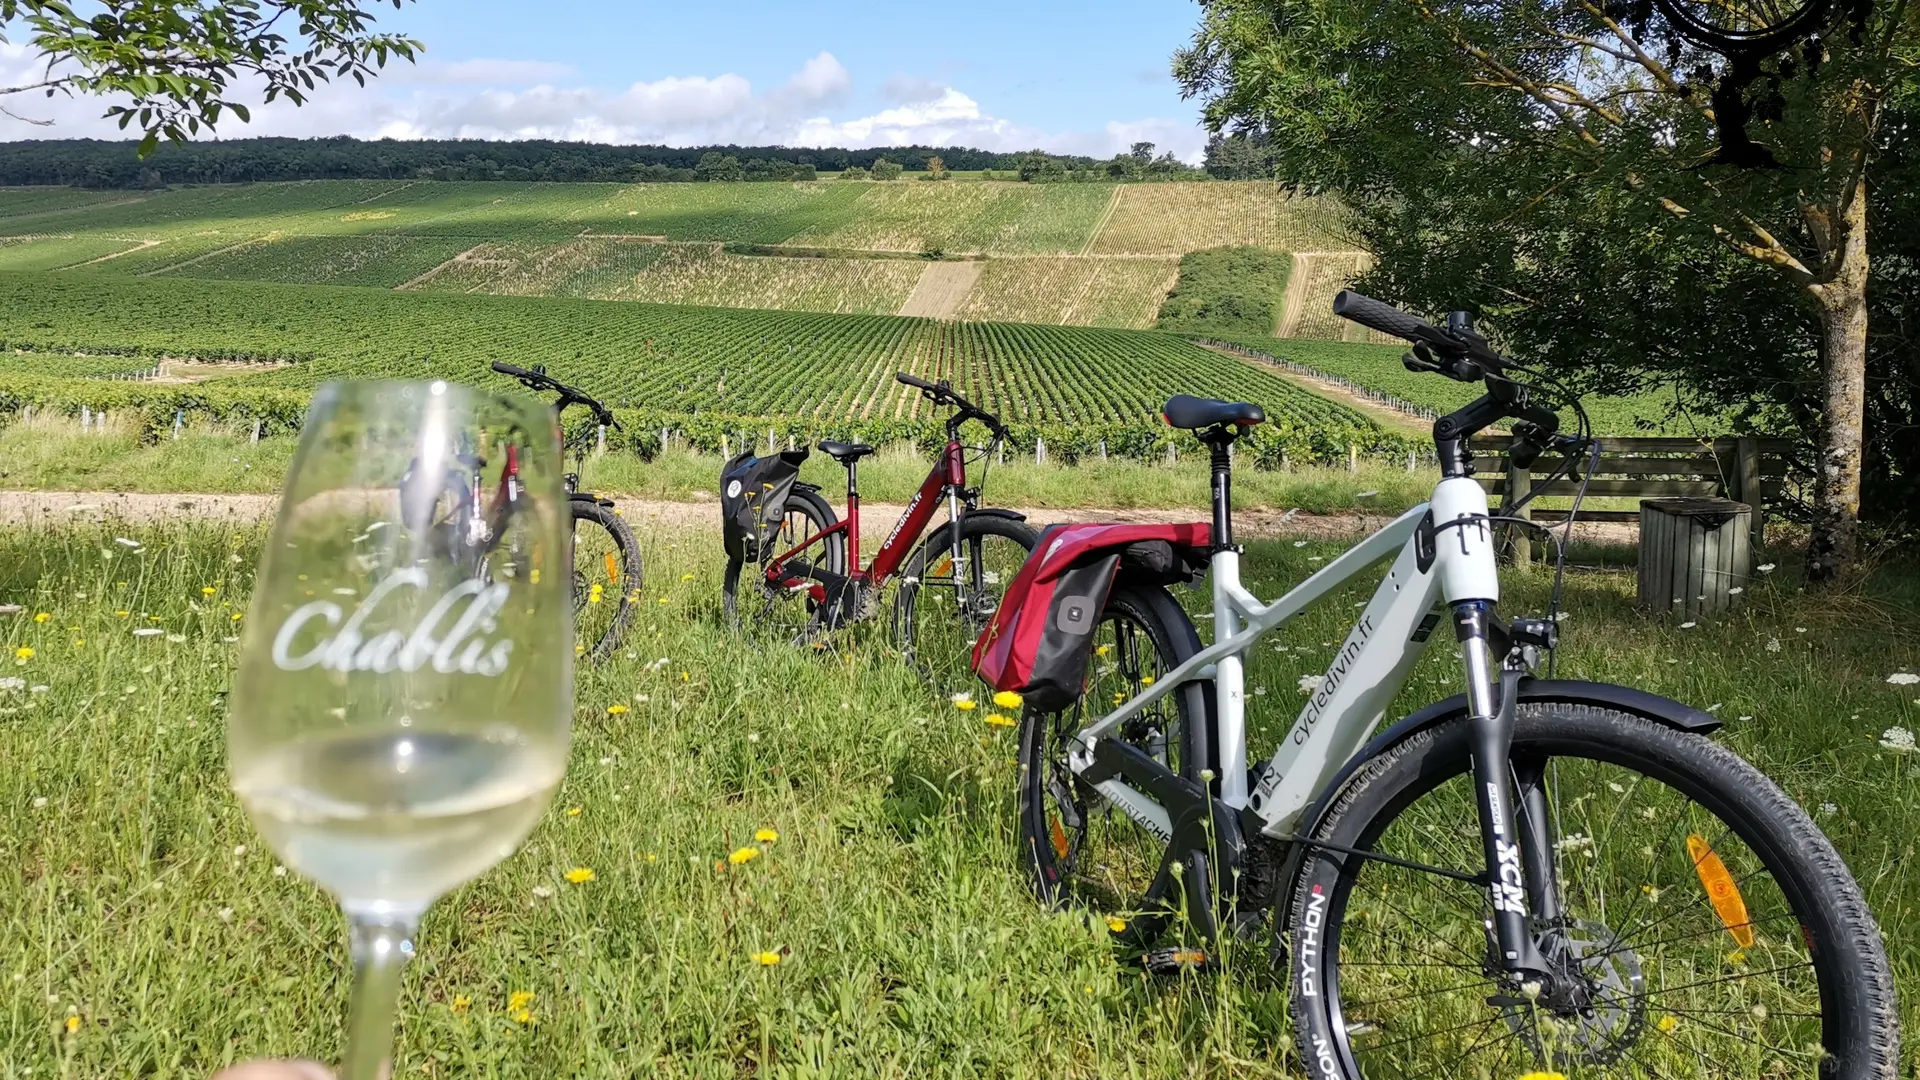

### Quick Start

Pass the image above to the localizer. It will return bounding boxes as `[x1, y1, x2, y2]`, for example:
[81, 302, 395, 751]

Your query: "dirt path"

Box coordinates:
[1199, 343, 1431, 437]
[0, 490, 1633, 544]
[1079, 187, 1124, 256]
[897, 261, 982, 320]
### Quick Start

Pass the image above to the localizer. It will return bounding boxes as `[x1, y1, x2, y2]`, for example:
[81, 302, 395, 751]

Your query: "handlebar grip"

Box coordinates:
[1333, 290, 1436, 343]
[895, 371, 938, 392]
[1517, 402, 1561, 436]
[491, 361, 536, 379]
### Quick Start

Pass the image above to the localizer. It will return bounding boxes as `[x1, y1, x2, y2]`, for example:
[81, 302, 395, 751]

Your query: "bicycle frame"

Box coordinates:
[763, 438, 969, 593]
[1066, 473, 1559, 975]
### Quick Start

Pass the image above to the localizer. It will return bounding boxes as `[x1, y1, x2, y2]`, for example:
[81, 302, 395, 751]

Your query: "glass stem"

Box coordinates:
[341, 906, 422, 1080]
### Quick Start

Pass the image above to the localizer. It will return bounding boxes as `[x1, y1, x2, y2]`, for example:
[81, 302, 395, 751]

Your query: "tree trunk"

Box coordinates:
[1805, 181, 1870, 585]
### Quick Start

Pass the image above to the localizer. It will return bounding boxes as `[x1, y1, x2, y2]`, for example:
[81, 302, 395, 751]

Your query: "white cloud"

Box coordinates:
[0, 46, 1203, 162]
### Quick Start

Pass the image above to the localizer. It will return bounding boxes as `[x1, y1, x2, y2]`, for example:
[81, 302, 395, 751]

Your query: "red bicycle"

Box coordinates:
[722, 372, 1038, 683]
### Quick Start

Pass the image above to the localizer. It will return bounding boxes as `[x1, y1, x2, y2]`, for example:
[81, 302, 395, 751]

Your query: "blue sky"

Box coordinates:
[0, 1, 1216, 160]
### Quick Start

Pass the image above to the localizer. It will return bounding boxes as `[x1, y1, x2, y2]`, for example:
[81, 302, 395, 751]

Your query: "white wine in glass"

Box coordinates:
[230, 380, 572, 1080]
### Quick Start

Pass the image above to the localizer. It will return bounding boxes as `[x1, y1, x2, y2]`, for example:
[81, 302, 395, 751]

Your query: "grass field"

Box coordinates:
[1088, 185, 1345, 256]
[2, 517, 1914, 1077]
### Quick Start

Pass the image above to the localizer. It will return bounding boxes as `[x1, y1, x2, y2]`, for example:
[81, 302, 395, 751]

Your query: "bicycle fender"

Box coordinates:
[964, 506, 1027, 523]
[1267, 679, 1721, 939]
[793, 480, 823, 495]
[569, 492, 616, 509]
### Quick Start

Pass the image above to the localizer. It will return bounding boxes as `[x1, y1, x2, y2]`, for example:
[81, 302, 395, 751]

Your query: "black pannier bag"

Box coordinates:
[720, 448, 809, 562]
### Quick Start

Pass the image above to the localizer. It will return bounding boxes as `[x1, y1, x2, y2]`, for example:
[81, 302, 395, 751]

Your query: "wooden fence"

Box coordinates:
[1476, 435, 1791, 555]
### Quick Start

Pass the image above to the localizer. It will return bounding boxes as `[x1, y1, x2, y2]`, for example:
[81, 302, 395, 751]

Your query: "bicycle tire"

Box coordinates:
[568, 499, 642, 663]
[1015, 583, 1212, 945]
[722, 486, 845, 636]
[1286, 702, 1898, 1079]
[892, 512, 1038, 688]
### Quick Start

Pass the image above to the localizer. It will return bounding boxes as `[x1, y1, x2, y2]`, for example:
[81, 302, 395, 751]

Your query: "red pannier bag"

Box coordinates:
[972, 522, 1211, 712]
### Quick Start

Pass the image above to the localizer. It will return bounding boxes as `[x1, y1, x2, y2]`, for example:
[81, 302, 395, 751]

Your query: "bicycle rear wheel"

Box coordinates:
[569, 499, 641, 662]
[1287, 702, 1898, 1079]
[1015, 584, 1211, 946]
[722, 487, 846, 643]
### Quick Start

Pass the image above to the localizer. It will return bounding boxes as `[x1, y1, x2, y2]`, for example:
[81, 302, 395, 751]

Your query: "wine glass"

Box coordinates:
[229, 380, 572, 1080]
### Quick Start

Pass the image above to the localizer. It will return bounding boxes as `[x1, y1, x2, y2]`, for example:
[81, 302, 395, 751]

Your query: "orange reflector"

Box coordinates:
[933, 557, 953, 577]
[604, 551, 620, 585]
[1050, 815, 1071, 860]
[1687, 833, 1755, 948]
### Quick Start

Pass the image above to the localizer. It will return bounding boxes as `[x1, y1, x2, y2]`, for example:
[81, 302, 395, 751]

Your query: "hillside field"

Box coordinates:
[0, 180, 1367, 335]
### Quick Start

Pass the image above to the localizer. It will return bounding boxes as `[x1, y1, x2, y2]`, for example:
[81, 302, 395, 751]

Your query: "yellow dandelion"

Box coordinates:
[728, 846, 761, 866]
[1111, 691, 1126, 704]
[1726, 950, 1747, 965]
[1140, 675, 1156, 686]
[64, 1014, 80, 1035]
[507, 990, 535, 1012]
[15, 646, 32, 661]
[985, 713, 1015, 728]
[33, 612, 50, 623]
[71, 639, 84, 648]
[992, 690, 1023, 709]
[681, 573, 695, 582]
[587, 583, 604, 605]
[230, 612, 243, 622]
[607, 703, 629, 716]
[450, 994, 471, 1016]
[753, 950, 783, 967]
[565, 806, 583, 817]
[953, 695, 977, 711]
[201, 586, 216, 596]
[1106, 916, 1128, 933]
[657, 597, 670, 605]
[1518, 1073, 1568, 1080]
[564, 866, 596, 884]
[644, 852, 658, 862]
[755, 828, 779, 844]
[680, 671, 690, 682]
[1094, 644, 1112, 657]
[114, 610, 128, 618]
[1656, 1015, 1679, 1033]
[530, 568, 541, 584]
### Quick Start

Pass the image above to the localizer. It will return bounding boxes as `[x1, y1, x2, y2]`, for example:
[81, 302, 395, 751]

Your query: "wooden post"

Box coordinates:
[172, 409, 184, 441]
[1348, 444, 1359, 473]
[251, 418, 262, 445]
[1034, 436, 1047, 466]
[1735, 437, 1763, 551]
[1407, 449, 1415, 473]
[1505, 455, 1533, 569]
[596, 425, 607, 455]
[722, 434, 730, 458]
[81, 405, 91, 432]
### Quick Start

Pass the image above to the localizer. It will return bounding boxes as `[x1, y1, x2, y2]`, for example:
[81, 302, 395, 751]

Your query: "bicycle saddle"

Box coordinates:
[1162, 395, 1265, 431]
[818, 440, 876, 463]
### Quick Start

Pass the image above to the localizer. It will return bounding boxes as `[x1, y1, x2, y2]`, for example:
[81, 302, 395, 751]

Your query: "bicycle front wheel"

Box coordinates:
[569, 499, 642, 662]
[891, 512, 1037, 690]
[1287, 702, 1898, 1080]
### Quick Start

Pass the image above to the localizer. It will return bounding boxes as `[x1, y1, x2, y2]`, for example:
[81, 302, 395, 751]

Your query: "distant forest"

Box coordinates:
[0, 134, 1272, 188]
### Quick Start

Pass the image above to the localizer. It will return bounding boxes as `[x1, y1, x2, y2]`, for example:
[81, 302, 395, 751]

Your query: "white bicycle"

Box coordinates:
[1013, 292, 1897, 1079]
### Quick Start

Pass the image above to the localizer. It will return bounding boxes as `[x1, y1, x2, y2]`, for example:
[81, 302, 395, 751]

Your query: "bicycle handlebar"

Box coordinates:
[491, 361, 616, 428]
[894, 371, 1007, 439]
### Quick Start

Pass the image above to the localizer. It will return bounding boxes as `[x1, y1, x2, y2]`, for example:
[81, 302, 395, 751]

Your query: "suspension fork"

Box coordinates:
[945, 487, 970, 607]
[1455, 602, 1555, 983]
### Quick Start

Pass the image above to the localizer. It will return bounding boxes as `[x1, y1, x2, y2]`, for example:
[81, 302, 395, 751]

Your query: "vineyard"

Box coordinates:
[0, 181, 1378, 333]
[0, 272, 1410, 464]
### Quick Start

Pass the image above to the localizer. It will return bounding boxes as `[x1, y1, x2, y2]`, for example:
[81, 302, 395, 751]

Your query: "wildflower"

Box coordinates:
[1094, 644, 1112, 658]
[1517, 1073, 1566, 1080]
[681, 573, 695, 581]
[1293, 540, 1308, 548]
[952, 693, 977, 711]
[993, 690, 1023, 709]
[31, 796, 47, 808]
[1553, 833, 1594, 855]
[507, 989, 535, 1025]
[1765, 636, 1782, 653]
[985, 713, 1016, 728]
[1139, 675, 1156, 686]
[531, 885, 554, 899]
[755, 828, 779, 844]
[233, 845, 248, 857]
[230, 613, 243, 622]
[217, 907, 234, 923]
[0, 676, 20, 692]
[165, 634, 186, 643]
[201, 586, 216, 596]
[450, 994, 471, 1016]
[14, 646, 32, 661]
[1878, 727, 1916, 753]
[1888, 673, 1920, 686]
[1819, 802, 1838, 815]
[565, 806, 582, 817]
[65, 1014, 80, 1035]
[132, 628, 163, 637]
[1106, 916, 1128, 933]
[645, 853, 658, 862]
[564, 867, 596, 884]
[728, 846, 761, 866]
[1756, 563, 1776, 573]
[753, 950, 782, 967]
[1678, 621, 1696, 630]
[1298, 674, 1325, 694]
[1656, 1015, 1679, 1033]
[587, 583, 604, 604]
[606, 703, 629, 716]
[272, 864, 287, 877]
[33, 612, 49, 623]
[115, 610, 129, 618]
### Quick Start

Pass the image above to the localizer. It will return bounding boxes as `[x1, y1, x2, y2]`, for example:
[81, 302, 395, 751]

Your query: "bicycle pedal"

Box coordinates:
[1140, 946, 1212, 975]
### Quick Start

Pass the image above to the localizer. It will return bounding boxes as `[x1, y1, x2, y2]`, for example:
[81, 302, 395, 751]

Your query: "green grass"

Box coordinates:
[1155, 246, 1291, 337]
[1, 519, 1914, 1076]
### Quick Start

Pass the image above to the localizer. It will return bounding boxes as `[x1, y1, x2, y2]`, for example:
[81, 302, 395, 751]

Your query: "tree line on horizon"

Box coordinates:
[0, 135, 1270, 189]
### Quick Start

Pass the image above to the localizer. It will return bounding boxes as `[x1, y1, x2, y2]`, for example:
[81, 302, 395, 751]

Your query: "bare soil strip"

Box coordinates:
[1079, 186, 1124, 257]
[1275, 251, 1316, 338]
[896, 261, 983, 320]
[62, 238, 164, 269]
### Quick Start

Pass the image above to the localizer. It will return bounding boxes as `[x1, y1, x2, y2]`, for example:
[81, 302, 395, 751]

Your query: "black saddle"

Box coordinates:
[1162, 395, 1265, 431]
[818, 439, 876, 463]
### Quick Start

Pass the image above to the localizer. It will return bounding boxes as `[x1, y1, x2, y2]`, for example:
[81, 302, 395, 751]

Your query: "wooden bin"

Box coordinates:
[1638, 498, 1752, 618]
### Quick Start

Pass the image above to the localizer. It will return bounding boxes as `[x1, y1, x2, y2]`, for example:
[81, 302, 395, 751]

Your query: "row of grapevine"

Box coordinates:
[0, 272, 1417, 462]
